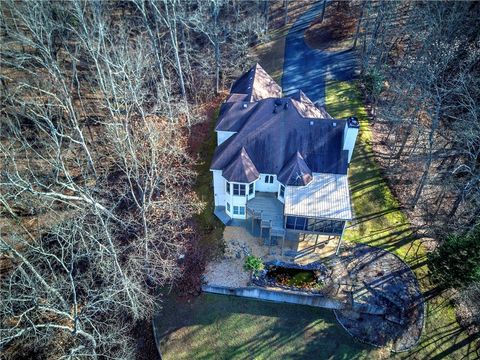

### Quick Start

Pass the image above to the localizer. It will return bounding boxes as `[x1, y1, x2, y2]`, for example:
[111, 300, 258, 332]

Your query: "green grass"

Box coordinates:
[325, 80, 478, 359]
[193, 107, 225, 253]
[155, 293, 383, 360]
[156, 82, 477, 360]
[252, 29, 287, 84]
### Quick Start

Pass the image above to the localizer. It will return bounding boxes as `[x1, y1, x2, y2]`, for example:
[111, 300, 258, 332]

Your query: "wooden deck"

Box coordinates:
[246, 192, 284, 230]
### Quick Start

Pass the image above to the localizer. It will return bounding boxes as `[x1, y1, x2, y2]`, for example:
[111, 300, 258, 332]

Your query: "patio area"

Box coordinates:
[203, 225, 341, 288]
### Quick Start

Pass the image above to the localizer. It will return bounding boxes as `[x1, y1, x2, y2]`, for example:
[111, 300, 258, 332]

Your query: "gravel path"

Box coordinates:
[334, 244, 425, 352]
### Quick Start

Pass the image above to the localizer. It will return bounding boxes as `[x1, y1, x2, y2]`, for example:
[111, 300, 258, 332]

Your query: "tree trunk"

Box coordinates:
[352, 1, 367, 49]
[320, 0, 327, 23]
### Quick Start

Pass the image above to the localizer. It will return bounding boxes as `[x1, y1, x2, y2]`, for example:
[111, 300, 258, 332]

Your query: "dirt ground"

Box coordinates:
[304, 2, 359, 52]
[204, 227, 425, 352]
[203, 226, 340, 287]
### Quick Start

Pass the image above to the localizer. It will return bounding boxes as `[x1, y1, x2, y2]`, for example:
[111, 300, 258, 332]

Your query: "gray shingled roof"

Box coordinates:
[222, 147, 260, 183]
[211, 64, 349, 183]
[277, 152, 313, 186]
[230, 63, 282, 102]
[284, 174, 352, 220]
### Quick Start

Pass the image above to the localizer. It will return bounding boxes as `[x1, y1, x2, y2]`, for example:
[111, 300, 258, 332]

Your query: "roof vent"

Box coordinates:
[284, 102, 289, 110]
[273, 106, 278, 114]
[310, 121, 314, 126]
[333, 122, 337, 127]
[274, 99, 283, 106]
[242, 103, 248, 109]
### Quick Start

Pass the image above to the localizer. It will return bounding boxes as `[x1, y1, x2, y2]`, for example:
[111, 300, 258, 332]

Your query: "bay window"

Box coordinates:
[233, 183, 246, 196]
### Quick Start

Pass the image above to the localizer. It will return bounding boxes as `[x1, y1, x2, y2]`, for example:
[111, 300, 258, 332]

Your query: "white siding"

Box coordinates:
[216, 131, 236, 145]
[342, 124, 359, 163]
[212, 170, 226, 206]
[229, 193, 247, 219]
[222, 181, 249, 219]
[255, 174, 278, 192]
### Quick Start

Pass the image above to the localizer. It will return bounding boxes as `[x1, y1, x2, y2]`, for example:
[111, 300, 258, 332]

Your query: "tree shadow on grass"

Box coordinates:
[155, 293, 372, 360]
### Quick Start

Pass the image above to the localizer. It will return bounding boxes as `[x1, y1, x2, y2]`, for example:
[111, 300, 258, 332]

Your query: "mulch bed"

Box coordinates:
[334, 244, 425, 352]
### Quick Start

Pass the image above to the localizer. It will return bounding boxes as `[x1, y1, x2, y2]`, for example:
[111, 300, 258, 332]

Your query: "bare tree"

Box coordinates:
[0, 1, 199, 357]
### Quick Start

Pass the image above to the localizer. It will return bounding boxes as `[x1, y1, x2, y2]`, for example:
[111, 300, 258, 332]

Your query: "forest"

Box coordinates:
[1, 1, 479, 359]
[356, 0, 479, 336]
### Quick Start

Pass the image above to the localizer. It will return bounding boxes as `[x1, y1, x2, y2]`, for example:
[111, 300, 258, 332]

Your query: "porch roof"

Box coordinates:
[284, 173, 352, 220]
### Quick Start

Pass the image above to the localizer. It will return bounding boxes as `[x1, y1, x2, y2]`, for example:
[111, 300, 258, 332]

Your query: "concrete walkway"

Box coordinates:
[282, 1, 358, 106]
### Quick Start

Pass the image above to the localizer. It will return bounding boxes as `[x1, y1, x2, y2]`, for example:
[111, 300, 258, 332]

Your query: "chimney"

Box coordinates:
[343, 116, 360, 163]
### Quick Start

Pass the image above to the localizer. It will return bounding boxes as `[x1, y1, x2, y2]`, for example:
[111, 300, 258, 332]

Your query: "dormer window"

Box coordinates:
[265, 175, 274, 184]
[279, 185, 285, 199]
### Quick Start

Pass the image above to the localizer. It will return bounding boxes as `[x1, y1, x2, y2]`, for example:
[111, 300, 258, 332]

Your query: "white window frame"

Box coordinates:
[232, 183, 246, 196]
[265, 175, 274, 184]
[233, 206, 245, 215]
[226, 181, 230, 194]
[279, 184, 285, 199]
[226, 202, 231, 213]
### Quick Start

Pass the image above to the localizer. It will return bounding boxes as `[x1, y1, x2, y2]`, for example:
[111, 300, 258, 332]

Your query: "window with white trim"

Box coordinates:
[249, 183, 254, 195]
[233, 183, 246, 196]
[279, 185, 285, 198]
[226, 181, 230, 194]
[265, 175, 274, 184]
[226, 202, 230, 212]
[233, 206, 245, 215]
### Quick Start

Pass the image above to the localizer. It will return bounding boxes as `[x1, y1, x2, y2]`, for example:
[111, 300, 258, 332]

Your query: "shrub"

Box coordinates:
[428, 225, 480, 289]
[244, 255, 264, 275]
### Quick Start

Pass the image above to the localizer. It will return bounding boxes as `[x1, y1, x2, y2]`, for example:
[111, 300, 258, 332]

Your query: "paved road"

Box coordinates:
[281, 1, 358, 106]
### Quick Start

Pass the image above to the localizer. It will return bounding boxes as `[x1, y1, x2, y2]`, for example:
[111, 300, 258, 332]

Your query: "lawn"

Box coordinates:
[192, 106, 225, 253]
[155, 9, 478, 359]
[157, 82, 478, 360]
[252, 29, 287, 84]
[325, 80, 479, 360]
[155, 293, 384, 360]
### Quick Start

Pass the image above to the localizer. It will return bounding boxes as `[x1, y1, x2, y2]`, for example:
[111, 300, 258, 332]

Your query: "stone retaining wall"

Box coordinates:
[202, 284, 345, 310]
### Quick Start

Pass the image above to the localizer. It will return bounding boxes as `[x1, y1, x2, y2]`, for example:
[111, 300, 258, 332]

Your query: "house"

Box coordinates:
[210, 64, 359, 255]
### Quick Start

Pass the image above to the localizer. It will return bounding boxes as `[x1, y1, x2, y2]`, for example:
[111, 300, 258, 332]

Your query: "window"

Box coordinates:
[287, 217, 344, 233]
[226, 181, 230, 194]
[306, 218, 345, 234]
[233, 206, 245, 215]
[249, 183, 254, 195]
[226, 202, 230, 212]
[279, 185, 285, 198]
[285, 216, 307, 231]
[264, 175, 274, 184]
[233, 183, 246, 196]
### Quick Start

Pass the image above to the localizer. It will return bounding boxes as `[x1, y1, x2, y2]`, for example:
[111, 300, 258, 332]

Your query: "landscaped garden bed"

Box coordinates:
[251, 260, 330, 294]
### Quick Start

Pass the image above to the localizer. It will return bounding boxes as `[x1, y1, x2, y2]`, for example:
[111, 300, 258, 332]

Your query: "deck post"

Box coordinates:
[335, 222, 347, 255]
[315, 234, 319, 250]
